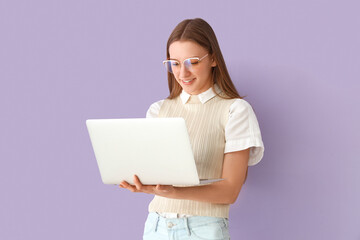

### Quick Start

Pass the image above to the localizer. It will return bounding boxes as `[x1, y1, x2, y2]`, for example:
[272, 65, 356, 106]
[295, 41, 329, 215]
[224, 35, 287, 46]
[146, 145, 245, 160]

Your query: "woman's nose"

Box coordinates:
[179, 64, 191, 78]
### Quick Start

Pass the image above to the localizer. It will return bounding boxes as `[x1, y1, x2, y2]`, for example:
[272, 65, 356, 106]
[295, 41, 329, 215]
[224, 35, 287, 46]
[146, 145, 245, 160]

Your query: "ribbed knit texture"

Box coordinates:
[148, 92, 236, 218]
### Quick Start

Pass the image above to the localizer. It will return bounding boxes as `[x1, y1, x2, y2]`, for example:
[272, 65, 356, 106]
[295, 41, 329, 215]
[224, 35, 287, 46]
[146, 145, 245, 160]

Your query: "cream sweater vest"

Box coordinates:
[148, 92, 236, 218]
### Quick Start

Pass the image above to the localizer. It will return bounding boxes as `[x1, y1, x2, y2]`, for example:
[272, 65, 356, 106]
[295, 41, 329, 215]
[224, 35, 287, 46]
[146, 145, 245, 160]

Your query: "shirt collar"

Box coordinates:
[180, 84, 222, 104]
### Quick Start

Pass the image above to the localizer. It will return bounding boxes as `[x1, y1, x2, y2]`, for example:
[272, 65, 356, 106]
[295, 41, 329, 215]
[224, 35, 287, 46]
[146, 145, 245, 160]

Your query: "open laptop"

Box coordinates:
[86, 118, 223, 186]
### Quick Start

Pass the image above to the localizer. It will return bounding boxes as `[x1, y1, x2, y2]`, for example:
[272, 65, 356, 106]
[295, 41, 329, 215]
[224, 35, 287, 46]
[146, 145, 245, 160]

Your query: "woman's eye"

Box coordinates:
[189, 59, 199, 64]
[171, 62, 179, 66]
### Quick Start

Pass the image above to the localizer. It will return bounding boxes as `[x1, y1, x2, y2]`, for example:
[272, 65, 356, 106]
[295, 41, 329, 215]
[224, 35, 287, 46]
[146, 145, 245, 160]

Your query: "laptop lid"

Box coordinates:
[86, 118, 206, 186]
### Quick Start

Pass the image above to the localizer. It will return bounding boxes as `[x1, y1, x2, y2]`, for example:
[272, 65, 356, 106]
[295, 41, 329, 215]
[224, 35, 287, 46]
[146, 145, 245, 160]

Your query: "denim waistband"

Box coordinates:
[156, 212, 194, 218]
[147, 211, 229, 232]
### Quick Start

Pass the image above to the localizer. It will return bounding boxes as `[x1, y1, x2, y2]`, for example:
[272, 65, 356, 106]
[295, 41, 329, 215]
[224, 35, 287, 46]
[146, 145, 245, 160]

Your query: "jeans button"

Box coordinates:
[167, 222, 175, 228]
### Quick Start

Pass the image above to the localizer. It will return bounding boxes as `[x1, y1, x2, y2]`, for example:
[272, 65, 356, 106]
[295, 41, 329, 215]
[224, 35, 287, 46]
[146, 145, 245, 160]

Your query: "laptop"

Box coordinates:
[86, 118, 223, 186]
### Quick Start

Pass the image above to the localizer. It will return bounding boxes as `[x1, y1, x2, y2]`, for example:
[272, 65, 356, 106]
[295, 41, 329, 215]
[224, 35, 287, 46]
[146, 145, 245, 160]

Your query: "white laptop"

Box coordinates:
[86, 118, 223, 186]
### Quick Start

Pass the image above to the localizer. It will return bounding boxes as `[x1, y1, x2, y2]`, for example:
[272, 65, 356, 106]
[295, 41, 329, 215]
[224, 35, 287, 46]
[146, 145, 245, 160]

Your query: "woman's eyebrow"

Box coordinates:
[169, 56, 199, 61]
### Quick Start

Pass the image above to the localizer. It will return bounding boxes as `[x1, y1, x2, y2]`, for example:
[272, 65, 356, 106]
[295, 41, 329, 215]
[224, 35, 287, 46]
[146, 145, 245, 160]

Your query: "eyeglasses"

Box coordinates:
[163, 53, 209, 74]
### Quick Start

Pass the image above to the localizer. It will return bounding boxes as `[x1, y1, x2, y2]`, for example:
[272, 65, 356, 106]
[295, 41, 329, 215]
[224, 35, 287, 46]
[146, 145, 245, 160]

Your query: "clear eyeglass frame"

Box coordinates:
[162, 53, 209, 73]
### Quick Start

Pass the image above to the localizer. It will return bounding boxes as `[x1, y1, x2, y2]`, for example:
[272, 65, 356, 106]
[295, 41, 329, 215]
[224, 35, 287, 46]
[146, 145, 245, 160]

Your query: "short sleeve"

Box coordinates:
[146, 99, 164, 118]
[224, 99, 265, 166]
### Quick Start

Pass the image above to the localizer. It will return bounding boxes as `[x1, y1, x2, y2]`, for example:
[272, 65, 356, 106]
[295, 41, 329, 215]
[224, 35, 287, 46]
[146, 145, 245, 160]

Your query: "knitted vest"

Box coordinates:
[148, 92, 236, 218]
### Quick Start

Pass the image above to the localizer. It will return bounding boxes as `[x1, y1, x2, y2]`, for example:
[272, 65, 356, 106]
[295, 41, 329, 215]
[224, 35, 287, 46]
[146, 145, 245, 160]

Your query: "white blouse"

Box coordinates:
[146, 85, 265, 166]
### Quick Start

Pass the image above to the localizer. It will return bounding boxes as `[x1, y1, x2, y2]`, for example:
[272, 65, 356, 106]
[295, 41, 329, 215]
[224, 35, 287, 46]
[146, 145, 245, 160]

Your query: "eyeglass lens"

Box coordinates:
[164, 58, 199, 73]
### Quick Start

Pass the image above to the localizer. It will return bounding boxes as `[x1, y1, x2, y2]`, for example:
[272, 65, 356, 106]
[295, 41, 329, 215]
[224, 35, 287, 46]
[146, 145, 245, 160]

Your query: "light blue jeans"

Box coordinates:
[143, 212, 230, 240]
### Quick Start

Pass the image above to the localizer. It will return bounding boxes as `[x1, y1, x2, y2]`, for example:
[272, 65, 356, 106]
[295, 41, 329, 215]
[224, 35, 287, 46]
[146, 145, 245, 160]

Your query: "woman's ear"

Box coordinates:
[211, 58, 217, 67]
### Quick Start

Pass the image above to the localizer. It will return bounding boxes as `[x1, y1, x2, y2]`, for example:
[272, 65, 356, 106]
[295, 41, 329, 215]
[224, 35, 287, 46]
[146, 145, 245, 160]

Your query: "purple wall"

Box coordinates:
[1, 0, 359, 239]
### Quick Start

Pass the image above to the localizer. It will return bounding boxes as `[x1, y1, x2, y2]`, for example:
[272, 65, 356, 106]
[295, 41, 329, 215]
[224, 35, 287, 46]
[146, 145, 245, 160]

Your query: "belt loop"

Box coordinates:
[154, 214, 160, 232]
[184, 217, 191, 236]
[223, 218, 228, 228]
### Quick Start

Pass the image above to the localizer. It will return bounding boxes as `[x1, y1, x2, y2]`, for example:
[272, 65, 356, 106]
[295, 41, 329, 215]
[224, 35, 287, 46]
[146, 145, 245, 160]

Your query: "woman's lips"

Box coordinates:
[182, 78, 195, 85]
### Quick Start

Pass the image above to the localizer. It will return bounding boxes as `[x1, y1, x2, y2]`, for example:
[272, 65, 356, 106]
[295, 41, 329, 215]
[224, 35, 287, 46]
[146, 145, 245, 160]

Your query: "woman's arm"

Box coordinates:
[120, 148, 250, 205]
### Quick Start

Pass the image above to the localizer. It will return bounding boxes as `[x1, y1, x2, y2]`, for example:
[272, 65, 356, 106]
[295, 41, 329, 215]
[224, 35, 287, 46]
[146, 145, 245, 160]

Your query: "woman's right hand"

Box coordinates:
[119, 175, 176, 197]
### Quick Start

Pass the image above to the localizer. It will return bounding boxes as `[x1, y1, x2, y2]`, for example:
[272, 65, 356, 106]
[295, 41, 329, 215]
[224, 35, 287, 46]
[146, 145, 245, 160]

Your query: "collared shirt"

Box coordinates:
[146, 84, 265, 166]
[179, 84, 223, 104]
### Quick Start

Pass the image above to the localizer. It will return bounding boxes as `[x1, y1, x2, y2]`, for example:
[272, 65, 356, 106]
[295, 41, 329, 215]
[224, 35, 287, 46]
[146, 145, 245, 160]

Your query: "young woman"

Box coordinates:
[119, 18, 264, 240]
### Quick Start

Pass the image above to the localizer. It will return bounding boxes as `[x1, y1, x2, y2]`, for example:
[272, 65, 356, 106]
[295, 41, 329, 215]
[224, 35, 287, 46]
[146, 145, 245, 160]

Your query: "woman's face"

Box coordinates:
[168, 40, 216, 95]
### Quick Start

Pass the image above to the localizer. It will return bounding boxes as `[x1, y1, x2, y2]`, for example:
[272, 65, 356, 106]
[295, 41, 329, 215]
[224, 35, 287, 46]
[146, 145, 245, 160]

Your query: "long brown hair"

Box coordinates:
[165, 18, 245, 100]
[165, 18, 249, 184]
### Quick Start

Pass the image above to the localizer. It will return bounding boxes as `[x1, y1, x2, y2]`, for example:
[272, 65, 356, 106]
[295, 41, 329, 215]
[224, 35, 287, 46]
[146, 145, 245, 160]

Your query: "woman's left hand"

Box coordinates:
[119, 175, 175, 197]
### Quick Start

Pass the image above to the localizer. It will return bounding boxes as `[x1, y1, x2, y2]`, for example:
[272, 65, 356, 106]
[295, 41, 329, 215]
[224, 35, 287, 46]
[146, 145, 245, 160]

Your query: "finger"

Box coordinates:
[121, 181, 129, 188]
[133, 175, 143, 191]
[132, 176, 157, 194]
[122, 181, 137, 192]
[129, 185, 138, 192]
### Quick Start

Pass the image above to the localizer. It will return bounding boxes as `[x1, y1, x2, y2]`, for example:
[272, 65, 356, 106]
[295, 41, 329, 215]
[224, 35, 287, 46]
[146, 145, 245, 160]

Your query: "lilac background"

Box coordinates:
[1, 0, 359, 239]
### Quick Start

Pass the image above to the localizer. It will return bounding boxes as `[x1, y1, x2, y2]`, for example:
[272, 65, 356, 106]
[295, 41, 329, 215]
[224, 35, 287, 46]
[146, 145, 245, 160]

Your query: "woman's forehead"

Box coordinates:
[169, 40, 206, 60]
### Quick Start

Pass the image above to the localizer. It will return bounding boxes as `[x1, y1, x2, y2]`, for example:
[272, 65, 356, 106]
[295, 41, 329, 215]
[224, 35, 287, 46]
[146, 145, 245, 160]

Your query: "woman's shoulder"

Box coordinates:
[149, 98, 166, 107]
[216, 93, 252, 108]
[216, 92, 249, 105]
[227, 98, 257, 116]
[231, 98, 252, 107]
[146, 99, 165, 118]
